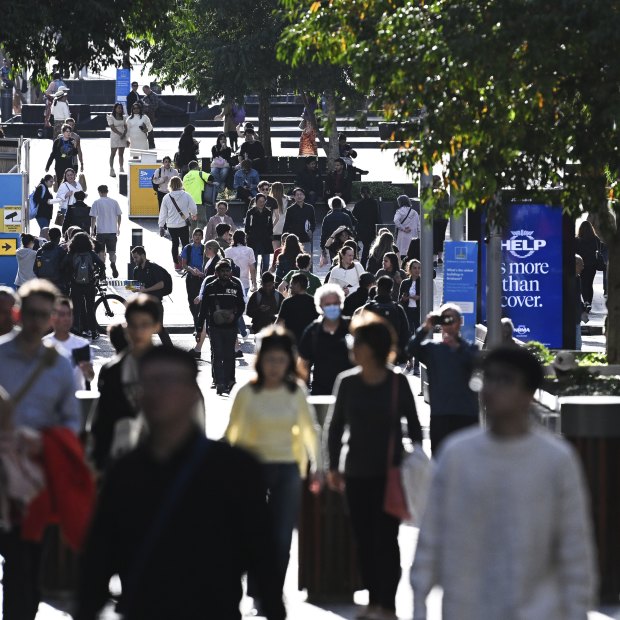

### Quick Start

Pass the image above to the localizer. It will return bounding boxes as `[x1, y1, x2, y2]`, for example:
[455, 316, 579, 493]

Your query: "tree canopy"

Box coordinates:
[2, 0, 170, 80]
[279, 0, 620, 358]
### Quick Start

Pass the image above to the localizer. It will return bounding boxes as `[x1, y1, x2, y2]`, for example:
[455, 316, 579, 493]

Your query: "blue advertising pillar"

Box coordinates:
[0, 173, 24, 286]
[443, 240, 478, 342]
[116, 68, 131, 112]
[481, 200, 571, 348]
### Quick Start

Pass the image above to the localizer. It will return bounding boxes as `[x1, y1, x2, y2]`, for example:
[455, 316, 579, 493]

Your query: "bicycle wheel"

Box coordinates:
[94, 294, 127, 333]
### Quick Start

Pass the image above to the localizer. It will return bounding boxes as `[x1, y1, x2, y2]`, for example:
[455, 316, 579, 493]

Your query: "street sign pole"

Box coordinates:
[419, 171, 434, 319]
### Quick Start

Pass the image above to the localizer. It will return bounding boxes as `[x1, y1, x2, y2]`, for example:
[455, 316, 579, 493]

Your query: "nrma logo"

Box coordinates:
[515, 324, 530, 336]
[139, 170, 149, 178]
[502, 230, 546, 259]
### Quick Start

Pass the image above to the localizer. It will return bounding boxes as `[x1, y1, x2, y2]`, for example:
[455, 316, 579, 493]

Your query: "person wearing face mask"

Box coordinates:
[197, 260, 246, 395]
[298, 284, 353, 396]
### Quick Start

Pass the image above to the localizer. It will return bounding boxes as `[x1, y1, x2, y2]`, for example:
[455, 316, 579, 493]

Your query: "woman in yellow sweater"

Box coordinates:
[225, 325, 320, 601]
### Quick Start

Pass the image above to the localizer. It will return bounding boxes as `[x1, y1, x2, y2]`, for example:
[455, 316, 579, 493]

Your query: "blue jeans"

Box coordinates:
[254, 251, 271, 277]
[210, 167, 229, 193]
[36, 216, 50, 230]
[248, 463, 301, 597]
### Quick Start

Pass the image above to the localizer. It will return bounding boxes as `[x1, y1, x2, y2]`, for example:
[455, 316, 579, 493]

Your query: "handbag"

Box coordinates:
[383, 373, 411, 521]
[169, 195, 192, 228]
[0, 344, 59, 527]
[211, 156, 228, 168]
[78, 173, 87, 192]
[400, 443, 432, 526]
[54, 211, 65, 226]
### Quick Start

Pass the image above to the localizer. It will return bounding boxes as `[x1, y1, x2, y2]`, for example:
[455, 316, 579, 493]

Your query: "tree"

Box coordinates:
[1, 0, 169, 80]
[280, 0, 620, 360]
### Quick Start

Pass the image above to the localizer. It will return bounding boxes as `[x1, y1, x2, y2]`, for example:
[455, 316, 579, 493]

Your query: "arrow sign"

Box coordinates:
[2, 243, 10, 251]
[0, 238, 17, 255]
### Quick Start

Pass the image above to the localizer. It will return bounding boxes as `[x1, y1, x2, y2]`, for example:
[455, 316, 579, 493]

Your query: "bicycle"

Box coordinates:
[94, 279, 128, 333]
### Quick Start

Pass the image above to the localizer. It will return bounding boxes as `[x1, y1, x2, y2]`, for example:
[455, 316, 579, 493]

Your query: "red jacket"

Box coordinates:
[21, 427, 96, 551]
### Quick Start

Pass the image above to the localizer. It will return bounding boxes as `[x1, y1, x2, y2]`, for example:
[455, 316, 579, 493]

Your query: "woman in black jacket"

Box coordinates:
[210, 133, 232, 193]
[32, 174, 55, 229]
[45, 125, 78, 183]
[399, 259, 422, 374]
[575, 220, 599, 308]
[325, 315, 422, 619]
[176, 124, 200, 176]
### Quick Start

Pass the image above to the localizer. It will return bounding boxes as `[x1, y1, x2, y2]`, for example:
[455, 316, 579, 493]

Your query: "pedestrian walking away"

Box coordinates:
[411, 346, 597, 620]
[244, 192, 273, 275]
[276, 272, 319, 344]
[90, 184, 122, 278]
[159, 176, 198, 270]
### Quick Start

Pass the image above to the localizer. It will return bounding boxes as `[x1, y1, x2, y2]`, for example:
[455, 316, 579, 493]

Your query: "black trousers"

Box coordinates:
[185, 274, 202, 330]
[0, 528, 44, 620]
[581, 265, 596, 305]
[71, 282, 96, 332]
[430, 414, 479, 457]
[157, 299, 173, 346]
[345, 476, 401, 611]
[210, 326, 237, 386]
[359, 237, 373, 268]
[169, 226, 190, 264]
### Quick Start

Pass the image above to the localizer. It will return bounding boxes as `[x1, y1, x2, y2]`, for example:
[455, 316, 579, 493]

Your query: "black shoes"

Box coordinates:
[235, 350, 244, 358]
[111, 263, 119, 278]
[91, 331, 100, 341]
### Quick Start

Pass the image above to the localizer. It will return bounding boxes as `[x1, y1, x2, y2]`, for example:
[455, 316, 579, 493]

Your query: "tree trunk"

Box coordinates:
[606, 238, 619, 363]
[300, 89, 327, 155]
[324, 90, 339, 170]
[258, 88, 272, 158]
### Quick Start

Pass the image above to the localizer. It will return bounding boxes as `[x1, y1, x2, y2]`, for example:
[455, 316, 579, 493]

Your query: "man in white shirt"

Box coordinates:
[411, 345, 597, 620]
[44, 296, 94, 391]
[90, 184, 123, 278]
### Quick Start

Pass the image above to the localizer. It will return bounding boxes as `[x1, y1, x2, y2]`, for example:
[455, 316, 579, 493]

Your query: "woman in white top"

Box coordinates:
[329, 246, 365, 296]
[51, 88, 71, 136]
[159, 176, 198, 268]
[152, 156, 179, 212]
[269, 181, 290, 250]
[394, 194, 420, 258]
[125, 101, 153, 151]
[225, 230, 257, 293]
[56, 168, 84, 216]
[107, 103, 128, 177]
[399, 258, 422, 374]
[14, 233, 37, 286]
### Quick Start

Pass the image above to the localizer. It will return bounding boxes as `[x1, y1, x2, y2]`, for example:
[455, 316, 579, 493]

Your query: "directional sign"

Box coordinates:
[2, 206, 22, 233]
[0, 238, 17, 255]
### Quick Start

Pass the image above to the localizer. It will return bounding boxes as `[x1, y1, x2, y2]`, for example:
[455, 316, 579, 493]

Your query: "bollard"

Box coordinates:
[128, 228, 143, 278]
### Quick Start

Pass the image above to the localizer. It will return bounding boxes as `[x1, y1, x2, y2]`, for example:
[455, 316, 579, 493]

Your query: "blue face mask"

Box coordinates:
[323, 304, 341, 321]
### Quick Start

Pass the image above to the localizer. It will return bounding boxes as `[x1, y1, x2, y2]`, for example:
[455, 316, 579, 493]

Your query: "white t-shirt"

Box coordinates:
[225, 245, 256, 290]
[409, 280, 417, 308]
[43, 333, 91, 391]
[90, 197, 122, 234]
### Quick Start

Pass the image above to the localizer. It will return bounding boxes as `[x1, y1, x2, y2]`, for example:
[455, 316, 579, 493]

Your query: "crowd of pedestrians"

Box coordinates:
[0, 114, 602, 620]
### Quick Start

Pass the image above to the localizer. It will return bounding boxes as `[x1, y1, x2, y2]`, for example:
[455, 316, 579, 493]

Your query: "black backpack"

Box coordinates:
[153, 262, 173, 296]
[368, 301, 401, 330]
[73, 252, 96, 285]
[151, 167, 162, 194]
[35, 244, 63, 281]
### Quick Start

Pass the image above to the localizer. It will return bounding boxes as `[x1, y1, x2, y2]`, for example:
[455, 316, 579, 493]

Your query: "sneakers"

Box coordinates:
[190, 349, 201, 359]
[91, 330, 100, 341]
[111, 263, 119, 278]
[235, 350, 244, 358]
[110, 167, 116, 177]
[119, 166, 125, 173]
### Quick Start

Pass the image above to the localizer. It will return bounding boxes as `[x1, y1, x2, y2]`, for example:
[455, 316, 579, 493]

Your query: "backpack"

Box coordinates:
[368, 301, 401, 331]
[151, 168, 161, 194]
[28, 184, 43, 220]
[35, 244, 62, 281]
[152, 262, 173, 296]
[73, 253, 95, 285]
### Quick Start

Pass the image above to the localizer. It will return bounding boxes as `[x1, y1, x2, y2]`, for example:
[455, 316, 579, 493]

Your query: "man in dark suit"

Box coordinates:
[77, 346, 286, 620]
[125, 81, 142, 115]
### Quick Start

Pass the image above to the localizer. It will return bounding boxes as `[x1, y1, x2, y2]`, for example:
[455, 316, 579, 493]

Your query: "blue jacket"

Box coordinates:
[233, 168, 260, 195]
[408, 326, 479, 417]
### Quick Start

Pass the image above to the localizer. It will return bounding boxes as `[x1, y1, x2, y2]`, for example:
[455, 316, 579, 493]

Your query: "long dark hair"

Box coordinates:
[40, 174, 53, 185]
[577, 220, 597, 241]
[279, 233, 303, 263]
[382, 252, 400, 273]
[251, 325, 300, 392]
[215, 133, 227, 149]
[67, 231, 94, 254]
[111, 103, 124, 119]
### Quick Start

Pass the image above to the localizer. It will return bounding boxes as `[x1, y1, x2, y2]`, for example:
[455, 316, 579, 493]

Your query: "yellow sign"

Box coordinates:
[1, 206, 22, 233]
[129, 164, 160, 218]
[0, 238, 17, 256]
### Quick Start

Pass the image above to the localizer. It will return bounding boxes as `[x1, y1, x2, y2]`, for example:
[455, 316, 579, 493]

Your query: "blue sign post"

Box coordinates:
[116, 69, 131, 109]
[0, 174, 24, 286]
[481, 203, 564, 347]
[443, 240, 478, 342]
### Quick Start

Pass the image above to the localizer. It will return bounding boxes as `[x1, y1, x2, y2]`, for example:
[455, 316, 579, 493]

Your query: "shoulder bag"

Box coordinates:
[595, 240, 606, 271]
[169, 195, 192, 228]
[383, 373, 411, 521]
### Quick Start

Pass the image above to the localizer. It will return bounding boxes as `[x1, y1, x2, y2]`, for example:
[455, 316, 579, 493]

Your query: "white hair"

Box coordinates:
[314, 283, 345, 313]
